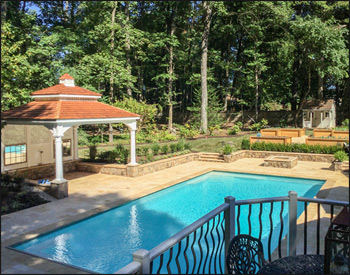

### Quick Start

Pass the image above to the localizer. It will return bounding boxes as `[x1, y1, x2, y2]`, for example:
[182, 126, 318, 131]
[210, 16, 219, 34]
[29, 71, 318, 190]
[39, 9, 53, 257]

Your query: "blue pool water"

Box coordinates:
[13, 171, 324, 273]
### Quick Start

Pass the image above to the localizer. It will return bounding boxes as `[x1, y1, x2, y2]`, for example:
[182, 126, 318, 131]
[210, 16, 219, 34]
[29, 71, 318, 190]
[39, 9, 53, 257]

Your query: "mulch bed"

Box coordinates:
[1, 190, 49, 216]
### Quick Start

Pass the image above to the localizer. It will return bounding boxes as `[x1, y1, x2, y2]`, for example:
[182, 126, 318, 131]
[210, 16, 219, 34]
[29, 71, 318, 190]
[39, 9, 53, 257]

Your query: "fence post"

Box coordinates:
[132, 249, 150, 274]
[288, 191, 298, 256]
[224, 196, 236, 274]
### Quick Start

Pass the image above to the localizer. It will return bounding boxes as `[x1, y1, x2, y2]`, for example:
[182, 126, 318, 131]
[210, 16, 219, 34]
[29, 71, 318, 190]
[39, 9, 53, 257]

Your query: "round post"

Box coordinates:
[288, 191, 298, 256]
[224, 196, 236, 274]
[54, 134, 65, 182]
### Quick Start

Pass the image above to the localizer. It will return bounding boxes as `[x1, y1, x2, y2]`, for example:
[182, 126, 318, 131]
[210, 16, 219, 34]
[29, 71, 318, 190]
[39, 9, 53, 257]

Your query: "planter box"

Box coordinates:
[279, 128, 305, 137]
[306, 137, 349, 147]
[260, 129, 281, 136]
[250, 136, 292, 145]
[313, 129, 333, 137]
[332, 130, 349, 139]
[333, 161, 349, 172]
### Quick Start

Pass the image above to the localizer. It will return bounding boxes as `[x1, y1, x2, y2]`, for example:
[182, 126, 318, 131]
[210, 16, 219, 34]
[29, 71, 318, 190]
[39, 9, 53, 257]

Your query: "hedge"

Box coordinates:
[249, 142, 344, 154]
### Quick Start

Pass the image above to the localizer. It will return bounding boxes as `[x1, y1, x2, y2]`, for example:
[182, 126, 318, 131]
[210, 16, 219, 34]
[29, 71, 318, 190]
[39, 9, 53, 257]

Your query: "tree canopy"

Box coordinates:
[1, 1, 348, 127]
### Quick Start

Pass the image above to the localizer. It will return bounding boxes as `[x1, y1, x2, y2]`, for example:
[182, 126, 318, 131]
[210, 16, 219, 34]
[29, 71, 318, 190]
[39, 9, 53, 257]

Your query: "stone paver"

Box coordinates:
[1, 157, 348, 274]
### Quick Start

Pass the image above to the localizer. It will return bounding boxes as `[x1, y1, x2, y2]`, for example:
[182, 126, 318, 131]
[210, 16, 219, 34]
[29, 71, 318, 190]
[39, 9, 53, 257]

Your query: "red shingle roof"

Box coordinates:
[31, 84, 101, 97]
[1, 101, 140, 120]
[59, 73, 74, 80]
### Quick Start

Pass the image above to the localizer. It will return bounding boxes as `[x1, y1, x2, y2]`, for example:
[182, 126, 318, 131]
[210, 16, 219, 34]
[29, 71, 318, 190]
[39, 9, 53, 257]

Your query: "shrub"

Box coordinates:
[208, 125, 221, 136]
[170, 143, 177, 153]
[88, 145, 97, 160]
[161, 144, 169, 154]
[184, 143, 192, 151]
[241, 138, 250, 150]
[228, 125, 241, 135]
[223, 144, 233, 155]
[250, 142, 344, 155]
[341, 119, 349, 128]
[141, 146, 149, 155]
[334, 151, 349, 162]
[151, 143, 161, 155]
[146, 152, 153, 162]
[176, 139, 185, 151]
[249, 119, 269, 131]
[176, 124, 199, 139]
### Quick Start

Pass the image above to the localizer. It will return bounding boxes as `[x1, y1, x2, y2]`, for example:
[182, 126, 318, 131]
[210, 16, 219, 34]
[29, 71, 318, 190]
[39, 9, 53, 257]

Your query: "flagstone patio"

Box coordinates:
[1, 157, 348, 274]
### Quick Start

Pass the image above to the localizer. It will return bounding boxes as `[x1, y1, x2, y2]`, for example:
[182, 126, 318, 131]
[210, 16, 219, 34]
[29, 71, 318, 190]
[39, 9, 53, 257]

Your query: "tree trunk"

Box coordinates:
[167, 5, 176, 133]
[254, 54, 259, 121]
[125, 2, 132, 97]
[200, 1, 212, 134]
[109, 2, 118, 103]
[108, 124, 113, 144]
[295, 65, 311, 127]
[317, 74, 324, 99]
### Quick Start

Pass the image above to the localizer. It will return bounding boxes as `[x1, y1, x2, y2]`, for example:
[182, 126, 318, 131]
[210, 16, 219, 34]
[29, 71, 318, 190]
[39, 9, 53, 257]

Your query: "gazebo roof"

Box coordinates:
[1, 74, 140, 123]
[1, 101, 139, 120]
[31, 84, 101, 97]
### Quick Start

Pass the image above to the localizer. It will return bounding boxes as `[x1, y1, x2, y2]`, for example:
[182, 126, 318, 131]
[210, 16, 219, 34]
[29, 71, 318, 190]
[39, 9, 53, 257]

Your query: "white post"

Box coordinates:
[54, 135, 65, 182]
[1, 139, 5, 173]
[127, 120, 138, 165]
[49, 125, 71, 183]
[73, 125, 79, 160]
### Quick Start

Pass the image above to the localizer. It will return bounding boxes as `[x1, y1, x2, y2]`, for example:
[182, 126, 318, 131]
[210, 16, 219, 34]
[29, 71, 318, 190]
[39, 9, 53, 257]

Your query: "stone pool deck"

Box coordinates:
[1, 157, 349, 274]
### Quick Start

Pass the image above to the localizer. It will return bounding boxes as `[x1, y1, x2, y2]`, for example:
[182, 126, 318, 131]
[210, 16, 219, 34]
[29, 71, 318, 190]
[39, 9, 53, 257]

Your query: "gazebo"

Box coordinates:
[1, 74, 140, 197]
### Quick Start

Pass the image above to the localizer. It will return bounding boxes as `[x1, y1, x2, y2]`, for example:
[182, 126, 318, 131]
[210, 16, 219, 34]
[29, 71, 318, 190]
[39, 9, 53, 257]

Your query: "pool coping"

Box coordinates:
[2, 166, 337, 274]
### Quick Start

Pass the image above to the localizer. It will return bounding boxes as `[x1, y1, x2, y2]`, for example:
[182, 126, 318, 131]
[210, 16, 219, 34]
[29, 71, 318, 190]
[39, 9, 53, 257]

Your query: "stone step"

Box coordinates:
[200, 153, 224, 157]
[198, 158, 225, 163]
[199, 155, 224, 159]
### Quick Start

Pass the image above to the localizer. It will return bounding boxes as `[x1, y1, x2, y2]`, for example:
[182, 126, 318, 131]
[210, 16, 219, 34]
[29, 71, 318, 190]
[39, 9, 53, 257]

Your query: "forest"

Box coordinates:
[1, 1, 349, 133]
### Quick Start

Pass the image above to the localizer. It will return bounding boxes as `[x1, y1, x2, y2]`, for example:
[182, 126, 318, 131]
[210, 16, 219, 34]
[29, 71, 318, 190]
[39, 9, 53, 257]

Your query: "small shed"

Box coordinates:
[302, 99, 336, 129]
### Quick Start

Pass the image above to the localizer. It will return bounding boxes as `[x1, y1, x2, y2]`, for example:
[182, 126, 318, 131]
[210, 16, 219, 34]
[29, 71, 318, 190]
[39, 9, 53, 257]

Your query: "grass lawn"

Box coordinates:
[78, 133, 255, 158]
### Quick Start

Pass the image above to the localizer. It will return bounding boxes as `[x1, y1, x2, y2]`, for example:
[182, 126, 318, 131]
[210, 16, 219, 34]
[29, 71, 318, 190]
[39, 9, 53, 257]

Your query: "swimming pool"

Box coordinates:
[12, 171, 324, 273]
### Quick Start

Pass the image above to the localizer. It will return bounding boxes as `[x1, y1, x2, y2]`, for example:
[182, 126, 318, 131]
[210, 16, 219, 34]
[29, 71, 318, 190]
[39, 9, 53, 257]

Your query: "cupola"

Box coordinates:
[59, 73, 75, 87]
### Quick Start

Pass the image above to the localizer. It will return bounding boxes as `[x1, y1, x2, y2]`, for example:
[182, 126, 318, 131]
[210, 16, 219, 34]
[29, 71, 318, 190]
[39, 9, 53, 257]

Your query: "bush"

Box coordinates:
[241, 138, 250, 150]
[250, 142, 344, 154]
[161, 144, 169, 154]
[228, 124, 241, 135]
[176, 124, 199, 139]
[146, 152, 153, 162]
[170, 143, 177, 153]
[341, 119, 349, 128]
[184, 143, 192, 151]
[151, 143, 161, 155]
[208, 125, 221, 136]
[334, 151, 349, 162]
[176, 139, 185, 151]
[223, 144, 233, 155]
[141, 146, 149, 155]
[249, 119, 269, 132]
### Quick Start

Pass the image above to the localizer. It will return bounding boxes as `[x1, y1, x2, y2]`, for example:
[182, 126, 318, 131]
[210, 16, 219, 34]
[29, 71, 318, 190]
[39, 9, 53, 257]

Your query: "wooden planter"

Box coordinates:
[306, 137, 349, 147]
[313, 129, 333, 137]
[250, 136, 292, 145]
[332, 130, 349, 139]
[279, 128, 305, 137]
[260, 129, 281, 136]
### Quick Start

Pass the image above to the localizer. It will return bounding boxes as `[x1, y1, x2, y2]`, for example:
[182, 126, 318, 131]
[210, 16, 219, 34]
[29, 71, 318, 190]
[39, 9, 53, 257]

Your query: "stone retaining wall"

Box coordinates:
[7, 160, 79, 180]
[244, 150, 334, 163]
[76, 153, 200, 177]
